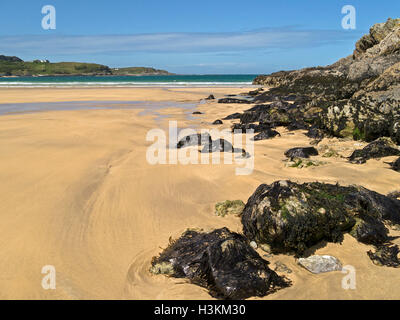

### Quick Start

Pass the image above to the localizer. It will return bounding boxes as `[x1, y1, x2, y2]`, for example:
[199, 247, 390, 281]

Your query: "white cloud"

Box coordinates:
[0, 27, 360, 56]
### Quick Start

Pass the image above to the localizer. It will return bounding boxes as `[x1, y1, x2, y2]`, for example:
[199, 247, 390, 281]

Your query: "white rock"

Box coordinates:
[250, 241, 258, 249]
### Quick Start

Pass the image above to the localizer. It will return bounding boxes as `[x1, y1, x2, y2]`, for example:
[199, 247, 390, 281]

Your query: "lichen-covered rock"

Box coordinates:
[241, 180, 400, 255]
[298, 255, 342, 274]
[215, 200, 245, 217]
[250, 19, 400, 145]
[284, 147, 319, 159]
[367, 244, 400, 268]
[150, 227, 290, 299]
[348, 137, 400, 164]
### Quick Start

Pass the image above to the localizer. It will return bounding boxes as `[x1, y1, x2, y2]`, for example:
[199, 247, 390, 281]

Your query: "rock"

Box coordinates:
[274, 261, 292, 274]
[367, 244, 400, 268]
[241, 180, 400, 255]
[251, 129, 280, 141]
[390, 157, 400, 171]
[192, 111, 203, 115]
[177, 133, 212, 148]
[284, 157, 325, 168]
[297, 255, 342, 274]
[218, 98, 252, 104]
[212, 119, 223, 125]
[284, 147, 319, 159]
[250, 241, 258, 249]
[348, 137, 400, 164]
[150, 227, 290, 299]
[223, 112, 242, 120]
[251, 19, 400, 145]
[387, 190, 400, 199]
[200, 139, 248, 157]
[206, 94, 215, 100]
[215, 200, 245, 217]
[231, 122, 271, 134]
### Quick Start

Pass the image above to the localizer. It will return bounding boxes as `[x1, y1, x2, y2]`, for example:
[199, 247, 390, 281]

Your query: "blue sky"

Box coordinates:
[0, 0, 398, 74]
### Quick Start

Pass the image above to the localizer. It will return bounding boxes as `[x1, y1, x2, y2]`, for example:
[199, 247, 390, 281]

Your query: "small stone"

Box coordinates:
[250, 241, 258, 249]
[297, 255, 342, 274]
[212, 119, 223, 125]
[318, 208, 326, 214]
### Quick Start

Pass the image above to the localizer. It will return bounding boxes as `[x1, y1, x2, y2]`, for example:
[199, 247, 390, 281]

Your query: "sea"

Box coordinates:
[0, 74, 258, 88]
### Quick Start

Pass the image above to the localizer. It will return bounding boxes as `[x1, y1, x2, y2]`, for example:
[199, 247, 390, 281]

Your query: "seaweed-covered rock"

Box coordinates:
[241, 180, 400, 255]
[206, 94, 215, 100]
[212, 119, 223, 125]
[150, 228, 290, 299]
[251, 129, 280, 141]
[367, 244, 400, 268]
[218, 97, 252, 104]
[177, 133, 212, 148]
[284, 147, 319, 159]
[390, 157, 400, 171]
[298, 255, 342, 274]
[215, 200, 245, 217]
[348, 137, 400, 164]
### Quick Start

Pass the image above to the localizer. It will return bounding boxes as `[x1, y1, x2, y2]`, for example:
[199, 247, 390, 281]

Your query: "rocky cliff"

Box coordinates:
[253, 18, 400, 143]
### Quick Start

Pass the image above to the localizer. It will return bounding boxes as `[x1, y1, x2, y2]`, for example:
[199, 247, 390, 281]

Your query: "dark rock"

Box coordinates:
[251, 129, 280, 141]
[150, 227, 290, 299]
[284, 147, 319, 159]
[241, 180, 400, 255]
[306, 126, 325, 140]
[367, 244, 400, 268]
[212, 119, 223, 125]
[218, 98, 253, 104]
[206, 94, 215, 100]
[192, 111, 203, 115]
[223, 112, 242, 120]
[349, 137, 400, 164]
[177, 133, 212, 148]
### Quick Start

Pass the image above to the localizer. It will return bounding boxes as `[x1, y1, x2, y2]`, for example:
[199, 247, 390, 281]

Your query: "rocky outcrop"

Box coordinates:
[241, 180, 400, 255]
[390, 157, 400, 171]
[252, 18, 400, 145]
[348, 137, 400, 164]
[150, 228, 290, 299]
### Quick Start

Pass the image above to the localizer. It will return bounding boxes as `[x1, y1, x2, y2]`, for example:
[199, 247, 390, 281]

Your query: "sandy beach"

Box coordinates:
[0, 87, 399, 300]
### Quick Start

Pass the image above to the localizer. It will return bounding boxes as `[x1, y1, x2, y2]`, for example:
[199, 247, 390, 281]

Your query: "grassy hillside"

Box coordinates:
[0, 55, 172, 76]
[111, 67, 171, 75]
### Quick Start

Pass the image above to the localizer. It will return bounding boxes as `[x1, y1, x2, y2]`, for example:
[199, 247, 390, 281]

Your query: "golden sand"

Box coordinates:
[0, 87, 398, 299]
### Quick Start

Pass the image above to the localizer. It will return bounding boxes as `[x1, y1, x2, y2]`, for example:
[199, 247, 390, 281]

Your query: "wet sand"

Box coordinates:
[0, 87, 398, 299]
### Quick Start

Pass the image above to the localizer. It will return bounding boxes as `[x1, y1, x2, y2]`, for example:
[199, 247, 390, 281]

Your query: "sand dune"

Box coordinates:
[0, 88, 398, 299]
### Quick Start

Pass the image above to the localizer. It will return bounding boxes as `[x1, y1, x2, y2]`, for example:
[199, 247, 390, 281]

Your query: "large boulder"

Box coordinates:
[150, 228, 290, 299]
[241, 180, 400, 255]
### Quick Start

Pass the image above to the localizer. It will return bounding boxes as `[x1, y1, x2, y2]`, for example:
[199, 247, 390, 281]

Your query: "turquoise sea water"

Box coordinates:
[0, 74, 257, 87]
